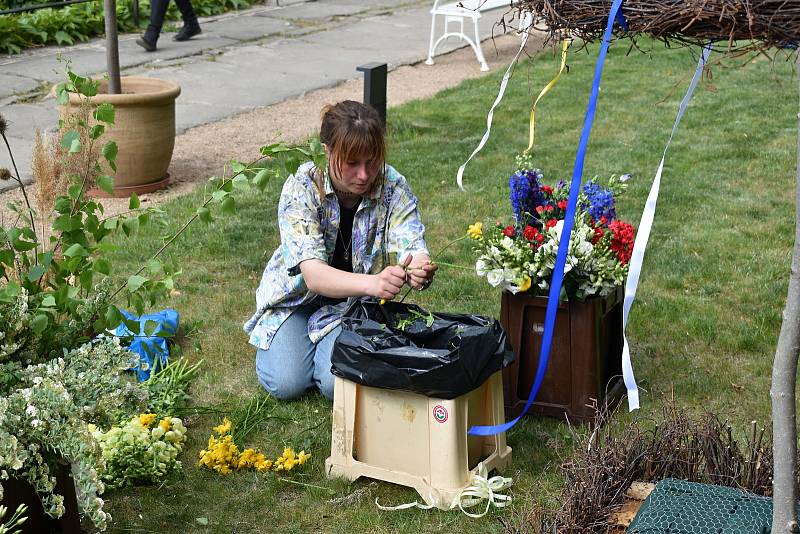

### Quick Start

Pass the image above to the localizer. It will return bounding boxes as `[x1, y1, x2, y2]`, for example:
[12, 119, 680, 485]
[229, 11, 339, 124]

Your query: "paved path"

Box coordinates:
[0, 0, 512, 191]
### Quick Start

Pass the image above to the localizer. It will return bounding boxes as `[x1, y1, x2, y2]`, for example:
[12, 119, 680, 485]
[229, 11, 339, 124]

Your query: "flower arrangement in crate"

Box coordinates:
[469, 155, 635, 300]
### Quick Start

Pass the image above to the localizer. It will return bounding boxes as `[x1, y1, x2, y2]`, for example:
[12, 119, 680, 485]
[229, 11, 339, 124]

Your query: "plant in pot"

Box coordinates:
[468, 153, 635, 422]
[54, 0, 180, 197]
[1, 70, 325, 530]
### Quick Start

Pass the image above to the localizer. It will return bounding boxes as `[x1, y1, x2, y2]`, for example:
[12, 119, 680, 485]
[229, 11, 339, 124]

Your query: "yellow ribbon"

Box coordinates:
[375, 462, 512, 518]
[525, 39, 571, 154]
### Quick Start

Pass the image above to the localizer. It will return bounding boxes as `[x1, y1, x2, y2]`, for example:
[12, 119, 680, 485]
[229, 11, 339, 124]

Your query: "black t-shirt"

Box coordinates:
[330, 200, 360, 272]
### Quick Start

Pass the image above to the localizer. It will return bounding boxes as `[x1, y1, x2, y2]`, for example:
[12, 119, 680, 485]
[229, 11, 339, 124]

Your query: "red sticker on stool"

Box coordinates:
[432, 405, 448, 423]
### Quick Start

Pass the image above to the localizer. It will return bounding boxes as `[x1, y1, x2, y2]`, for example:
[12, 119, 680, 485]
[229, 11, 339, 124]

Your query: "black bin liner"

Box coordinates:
[331, 297, 515, 399]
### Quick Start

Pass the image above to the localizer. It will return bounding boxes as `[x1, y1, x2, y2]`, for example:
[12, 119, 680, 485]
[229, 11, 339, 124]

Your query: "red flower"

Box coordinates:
[541, 185, 553, 195]
[545, 219, 557, 229]
[609, 220, 635, 264]
[523, 225, 537, 241]
[599, 216, 608, 226]
[557, 200, 568, 210]
[592, 226, 604, 244]
[503, 225, 515, 237]
[535, 233, 544, 244]
[535, 206, 545, 214]
[545, 205, 554, 212]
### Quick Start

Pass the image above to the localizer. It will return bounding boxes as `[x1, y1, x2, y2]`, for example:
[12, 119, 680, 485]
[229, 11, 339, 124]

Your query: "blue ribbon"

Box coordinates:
[112, 309, 180, 381]
[469, 0, 627, 436]
[615, 7, 629, 32]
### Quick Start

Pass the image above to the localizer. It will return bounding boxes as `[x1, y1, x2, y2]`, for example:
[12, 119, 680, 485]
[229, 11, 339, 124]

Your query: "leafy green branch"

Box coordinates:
[0, 62, 326, 366]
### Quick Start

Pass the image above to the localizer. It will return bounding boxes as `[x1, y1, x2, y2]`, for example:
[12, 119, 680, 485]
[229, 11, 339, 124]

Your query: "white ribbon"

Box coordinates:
[375, 462, 512, 518]
[455, 15, 534, 191]
[622, 44, 712, 411]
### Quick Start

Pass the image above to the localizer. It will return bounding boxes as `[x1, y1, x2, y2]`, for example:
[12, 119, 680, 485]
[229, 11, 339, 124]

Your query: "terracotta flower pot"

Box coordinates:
[56, 76, 181, 197]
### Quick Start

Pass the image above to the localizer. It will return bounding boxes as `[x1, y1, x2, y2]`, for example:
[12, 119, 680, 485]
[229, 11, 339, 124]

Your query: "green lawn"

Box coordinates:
[102, 40, 797, 533]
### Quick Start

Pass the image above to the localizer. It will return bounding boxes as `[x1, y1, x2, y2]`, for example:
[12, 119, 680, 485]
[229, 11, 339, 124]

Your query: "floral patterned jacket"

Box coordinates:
[243, 162, 429, 350]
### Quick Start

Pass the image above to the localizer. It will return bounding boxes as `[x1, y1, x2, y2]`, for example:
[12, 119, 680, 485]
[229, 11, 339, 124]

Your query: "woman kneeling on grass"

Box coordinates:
[244, 100, 437, 400]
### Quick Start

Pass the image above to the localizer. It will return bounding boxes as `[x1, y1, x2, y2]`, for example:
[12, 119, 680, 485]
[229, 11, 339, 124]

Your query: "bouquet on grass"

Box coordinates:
[470, 155, 635, 300]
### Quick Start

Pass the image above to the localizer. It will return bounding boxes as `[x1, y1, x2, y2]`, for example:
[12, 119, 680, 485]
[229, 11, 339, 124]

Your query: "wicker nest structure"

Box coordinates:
[511, 0, 799, 51]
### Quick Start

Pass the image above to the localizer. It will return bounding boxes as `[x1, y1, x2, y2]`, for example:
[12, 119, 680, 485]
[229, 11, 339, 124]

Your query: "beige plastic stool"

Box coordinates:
[325, 371, 512, 508]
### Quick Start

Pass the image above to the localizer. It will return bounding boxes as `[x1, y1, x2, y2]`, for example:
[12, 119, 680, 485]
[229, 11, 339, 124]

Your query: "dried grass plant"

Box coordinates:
[512, 0, 800, 53]
[31, 129, 69, 247]
[501, 397, 791, 533]
[29, 97, 102, 250]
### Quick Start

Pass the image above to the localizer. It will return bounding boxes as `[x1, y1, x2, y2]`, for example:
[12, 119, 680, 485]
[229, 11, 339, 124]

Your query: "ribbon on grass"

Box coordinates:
[455, 15, 534, 190]
[376, 462, 512, 518]
[525, 39, 571, 154]
[468, 0, 627, 437]
[620, 42, 713, 411]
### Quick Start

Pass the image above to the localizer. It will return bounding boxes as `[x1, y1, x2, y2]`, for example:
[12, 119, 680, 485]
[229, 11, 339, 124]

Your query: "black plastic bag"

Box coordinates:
[331, 297, 515, 399]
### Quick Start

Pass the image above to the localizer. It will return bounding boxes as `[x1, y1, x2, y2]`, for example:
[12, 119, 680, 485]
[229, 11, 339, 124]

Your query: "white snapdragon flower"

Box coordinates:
[486, 269, 505, 287]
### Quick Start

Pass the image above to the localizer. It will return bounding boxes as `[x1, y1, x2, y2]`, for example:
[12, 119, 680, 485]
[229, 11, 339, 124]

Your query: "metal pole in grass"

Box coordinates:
[771, 51, 800, 534]
[104, 0, 122, 94]
[357, 63, 387, 127]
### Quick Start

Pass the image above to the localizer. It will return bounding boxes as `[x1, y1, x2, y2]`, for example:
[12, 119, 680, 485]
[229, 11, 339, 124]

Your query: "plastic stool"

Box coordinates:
[325, 371, 512, 508]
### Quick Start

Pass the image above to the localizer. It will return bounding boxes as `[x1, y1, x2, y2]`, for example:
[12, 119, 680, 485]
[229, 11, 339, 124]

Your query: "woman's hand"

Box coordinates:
[371, 255, 411, 300]
[405, 254, 438, 291]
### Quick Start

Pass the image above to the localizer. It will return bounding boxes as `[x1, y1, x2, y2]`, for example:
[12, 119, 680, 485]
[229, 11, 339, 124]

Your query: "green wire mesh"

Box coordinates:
[627, 478, 788, 533]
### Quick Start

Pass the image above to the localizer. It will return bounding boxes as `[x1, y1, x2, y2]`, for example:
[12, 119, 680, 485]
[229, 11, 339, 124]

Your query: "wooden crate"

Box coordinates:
[500, 286, 625, 423]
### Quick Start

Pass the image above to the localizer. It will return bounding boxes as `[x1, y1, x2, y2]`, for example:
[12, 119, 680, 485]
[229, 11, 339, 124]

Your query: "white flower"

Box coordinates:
[26, 405, 37, 417]
[486, 269, 505, 287]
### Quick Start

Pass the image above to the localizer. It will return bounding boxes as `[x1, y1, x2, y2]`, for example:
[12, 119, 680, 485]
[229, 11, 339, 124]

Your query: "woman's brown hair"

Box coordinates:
[314, 100, 386, 198]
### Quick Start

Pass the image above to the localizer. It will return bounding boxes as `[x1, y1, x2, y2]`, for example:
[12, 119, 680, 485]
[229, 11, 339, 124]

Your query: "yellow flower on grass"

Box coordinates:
[254, 458, 273, 472]
[518, 275, 531, 293]
[213, 417, 232, 435]
[138, 413, 157, 428]
[282, 447, 296, 462]
[158, 418, 172, 432]
[237, 448, 270, 470]
[198, 434, 240, 474]
[297, 450, 311, 465]
[467, 222, 483, 240]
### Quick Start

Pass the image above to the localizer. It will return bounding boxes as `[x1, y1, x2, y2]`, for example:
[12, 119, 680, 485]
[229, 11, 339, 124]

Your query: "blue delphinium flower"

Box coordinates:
[509, 169, 545, 225]
[582, 181, 616, 222]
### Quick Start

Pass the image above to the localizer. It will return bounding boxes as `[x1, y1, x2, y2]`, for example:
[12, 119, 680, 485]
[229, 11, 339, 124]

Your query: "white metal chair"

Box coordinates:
[425, 0, 511, 71]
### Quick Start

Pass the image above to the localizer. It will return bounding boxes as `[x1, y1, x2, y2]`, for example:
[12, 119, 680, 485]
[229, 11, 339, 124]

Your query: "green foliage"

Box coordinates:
[145, 357, 203, 416]
[0, 60, 324, 529]
[0, 0, 259, 55]
[0, 503, 27, 534]
[93, 415, 188, 490]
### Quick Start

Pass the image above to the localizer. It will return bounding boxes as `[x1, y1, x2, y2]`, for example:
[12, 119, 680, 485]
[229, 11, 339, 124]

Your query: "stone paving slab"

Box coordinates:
[0, 73, 42, 97]
[264, 1, 366, 21]
[0, 137, 35, 193]
[212, 13, 291, 41]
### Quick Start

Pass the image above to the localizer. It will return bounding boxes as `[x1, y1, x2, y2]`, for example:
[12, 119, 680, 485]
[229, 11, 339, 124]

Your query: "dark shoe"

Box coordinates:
[173, 25, 201, 41]
[136, 35, 157, 52]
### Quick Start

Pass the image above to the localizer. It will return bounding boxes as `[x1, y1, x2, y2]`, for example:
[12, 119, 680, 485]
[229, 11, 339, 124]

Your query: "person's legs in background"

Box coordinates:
[255, 305, 317, 400]
[173, 0, 201, 41]
[137, 0, 201, 51]
[137, 0, 170, 50]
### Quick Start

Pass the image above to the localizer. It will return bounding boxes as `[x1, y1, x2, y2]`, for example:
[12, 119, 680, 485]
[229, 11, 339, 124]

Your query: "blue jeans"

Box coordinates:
[255, 304, 341, 400]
